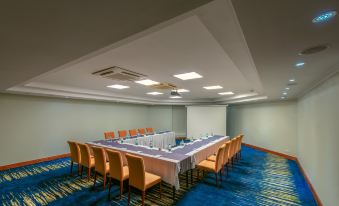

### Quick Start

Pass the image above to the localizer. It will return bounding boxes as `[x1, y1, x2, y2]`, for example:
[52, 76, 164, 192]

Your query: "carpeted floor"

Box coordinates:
[0, 146, 317, 206]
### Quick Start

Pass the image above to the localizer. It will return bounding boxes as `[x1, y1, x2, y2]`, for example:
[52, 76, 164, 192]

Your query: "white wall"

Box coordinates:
[187, 105, 227, 138]
[297, 73, 339, 206]
[228, 101, 297, 156]
[0, 94, 187, 165]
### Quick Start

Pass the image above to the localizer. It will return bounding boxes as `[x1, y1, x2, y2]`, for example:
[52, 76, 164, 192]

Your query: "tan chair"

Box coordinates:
[67, 141, 81, 176]
[129, 129, 137, 137]
[78, 143, 95, 181]
[118, 130, 127, 138]
[196, 144, 226, 187]
[104, 131, 115, 139]
[207, 141, 231, 175]
[229, 137, 238, 164]
[126, 153, 162, 206]
[92, 146, 110, 189]
[138, 128, 146, 135]
[146, 127, 154, 134]
[238, 134, 244, 158]
[107, 150, 129, 199]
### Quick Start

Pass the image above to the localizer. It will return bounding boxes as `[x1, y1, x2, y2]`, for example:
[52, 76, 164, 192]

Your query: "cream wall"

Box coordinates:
[228, 101, 297, 156]
[0, 94, 186, 165]
[297, 73, 339, 206]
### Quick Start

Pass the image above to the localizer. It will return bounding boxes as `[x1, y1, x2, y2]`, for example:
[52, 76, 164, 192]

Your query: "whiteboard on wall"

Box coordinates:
[186, 105, 227, 138]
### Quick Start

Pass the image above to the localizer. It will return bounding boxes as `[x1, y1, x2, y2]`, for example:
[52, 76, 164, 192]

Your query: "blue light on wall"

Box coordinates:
[312, 11, 337, 23]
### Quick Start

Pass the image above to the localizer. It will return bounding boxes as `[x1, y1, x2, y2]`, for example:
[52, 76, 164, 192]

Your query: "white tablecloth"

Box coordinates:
[122, 132, 176, 149]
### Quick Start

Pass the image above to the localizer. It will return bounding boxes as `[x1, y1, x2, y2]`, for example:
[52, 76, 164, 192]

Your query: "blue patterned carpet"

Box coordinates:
[0, 146, 317, 206]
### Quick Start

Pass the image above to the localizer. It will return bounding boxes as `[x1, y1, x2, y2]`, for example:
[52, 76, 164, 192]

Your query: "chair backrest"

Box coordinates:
[230, 137, 238, 157]
[67, 141, 81, 163]
[223, 141, 231, 164]
[92, 146, 107, 175]
[146, 127, 154, 134]
[107, 150, 124, 181]
[138, 128, 145, 135]
[118, 130, 127, 138]
[104, 131, 115, 139]
[125, 153, 145, 191]
[129, 129, 137, 137]
[78, 143, 92, 167]
[215, 144, 226, 172]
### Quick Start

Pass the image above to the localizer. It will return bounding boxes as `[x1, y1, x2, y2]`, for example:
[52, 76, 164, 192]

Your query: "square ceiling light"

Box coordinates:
[106, 84, 130, 89]
[203, 85, 223, 90]
[135, 79, 159, 86]
[173, 72, 202, 80]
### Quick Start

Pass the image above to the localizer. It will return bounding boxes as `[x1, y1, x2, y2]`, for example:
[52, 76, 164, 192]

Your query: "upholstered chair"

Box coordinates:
[138, 128, 146, 135]
[129, 129, 137, 137]
[92, 146, 109, 189]
[125, 153, 162, 206]
[67, 141, 81, 176]
[107, 150, 129, 199]
[104, 131, 115, 139]
[78, 143, 95, 181]
[118, 130, 127, 139]
[196, 144, 226, 187]
[208, 141, 231, 175]
[146, 127, 154, 134]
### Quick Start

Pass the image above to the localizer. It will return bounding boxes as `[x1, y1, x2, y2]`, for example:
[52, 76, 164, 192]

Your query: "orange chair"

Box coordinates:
[126, 154, 162, 206]
[229, 137, 238, 164]
[196, 144, 226, 187]
[138, 128, 145, 135]
[107, 150, 129, 199]
[146, 128, 154, 134]
[238, 134, 244, 158]
[118, 130, 127, 138]
[129, 129, 137, 137]
[67, 141, 81, 176]
[104, 131, 115, 139]
[78, 143, 95, 181]
[92, 147, 110, 188]
[208, 141, 231, 175]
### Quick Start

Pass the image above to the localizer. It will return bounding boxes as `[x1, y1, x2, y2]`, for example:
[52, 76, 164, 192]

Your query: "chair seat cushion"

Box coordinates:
[207, 154, 216, 162]
[197, 160, 216, 172]
[145, 172, 161, 190]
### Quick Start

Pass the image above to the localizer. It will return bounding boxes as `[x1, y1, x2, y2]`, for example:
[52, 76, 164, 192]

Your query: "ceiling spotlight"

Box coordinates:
[107, 84, 130, 89]
[283, 92, 288, 95]
[135, 79, 159, 86]
[174, 72, 203, 80]
[281, 96, 286, 99]
[176, 89, 190, 93]
[203, 85, 223, 90]
[218, 92, 234, 95]
[295, 62, 305, 68]
[312, 10, 337, 23]
[147, 92, 163, 95]
[285, 87, 290, 90]
[289, 79, 296, 82]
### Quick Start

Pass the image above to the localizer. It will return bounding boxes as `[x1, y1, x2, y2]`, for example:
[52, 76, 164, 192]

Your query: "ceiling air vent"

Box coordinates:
[92, 66, 147, 82]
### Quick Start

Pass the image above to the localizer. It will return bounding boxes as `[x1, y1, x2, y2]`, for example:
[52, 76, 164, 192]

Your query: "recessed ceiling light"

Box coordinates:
[203, 85, 223, 90]
[289, 79, 296, 82]
[227, 96, 267, 103]
[170, 95, 182, 99]
[283, 92, 288, 95]
[281, 96, 286, 99]
[295, 62, 305, 67]
[218, 91, 234, 95]
[147, 92, 163, 95]
[285, 87, 290, 90]
[176, 89, 190, 93]
[107, 84, 130, 89]
[135, 79, 159, 86]
[173, 72, 203, 80]
[312, 10, 337, 23]
[231, 93, 258, 99]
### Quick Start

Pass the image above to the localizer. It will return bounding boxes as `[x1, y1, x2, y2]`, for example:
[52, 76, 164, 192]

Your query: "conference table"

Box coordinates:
[87, 133, 229, 193]
[122, 131, 176, 149]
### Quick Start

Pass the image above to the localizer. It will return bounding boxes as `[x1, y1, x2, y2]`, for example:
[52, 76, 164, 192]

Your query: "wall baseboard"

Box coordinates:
[242, 143, 297, 160]
[243, 143, 322, 206]
[0, 153, 70, 171]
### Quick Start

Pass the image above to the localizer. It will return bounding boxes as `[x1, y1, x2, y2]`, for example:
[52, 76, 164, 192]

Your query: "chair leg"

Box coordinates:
[80, 165, 84, 178]
[108, 177, 112, 200]
[186, 171, 188, 187]
[120, 180, 123, 199]
[142, 191, 145, 206]
[190, 169, 193, 184]
[70, 161, 73, 175]
[215, 173, 218, 187]
[77, 164, 81, 175]
[159, 181, 162, 199]
[103, 174, 106, 189]
[93, 172, 97, 189]
[87, 167, 91, 181]
[172, 186, 175, 200]
[220, 170, 222, 182]
[128, 186, 131, 205]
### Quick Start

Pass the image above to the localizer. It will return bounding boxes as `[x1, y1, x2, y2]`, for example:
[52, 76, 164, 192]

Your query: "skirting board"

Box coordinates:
[0, 153, 70, 171]
[243, 143, 323, 206]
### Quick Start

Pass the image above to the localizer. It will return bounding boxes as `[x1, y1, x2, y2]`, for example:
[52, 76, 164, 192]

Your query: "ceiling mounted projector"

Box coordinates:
[170, 90, 182, 99]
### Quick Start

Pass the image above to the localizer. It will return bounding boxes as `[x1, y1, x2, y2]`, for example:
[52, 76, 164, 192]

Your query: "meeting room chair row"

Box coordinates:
[67, 140, 161, 205]
[196, 134, 244, 187]
[104, 127, 154, 139]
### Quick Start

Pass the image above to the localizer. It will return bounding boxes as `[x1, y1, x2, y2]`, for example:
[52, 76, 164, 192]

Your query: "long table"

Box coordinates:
[122, 131, 176, 149]
[88, 135, 229, 190]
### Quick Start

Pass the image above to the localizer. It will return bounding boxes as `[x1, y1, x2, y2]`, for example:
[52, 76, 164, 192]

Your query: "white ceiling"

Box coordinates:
[3, 0, 339, 105]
